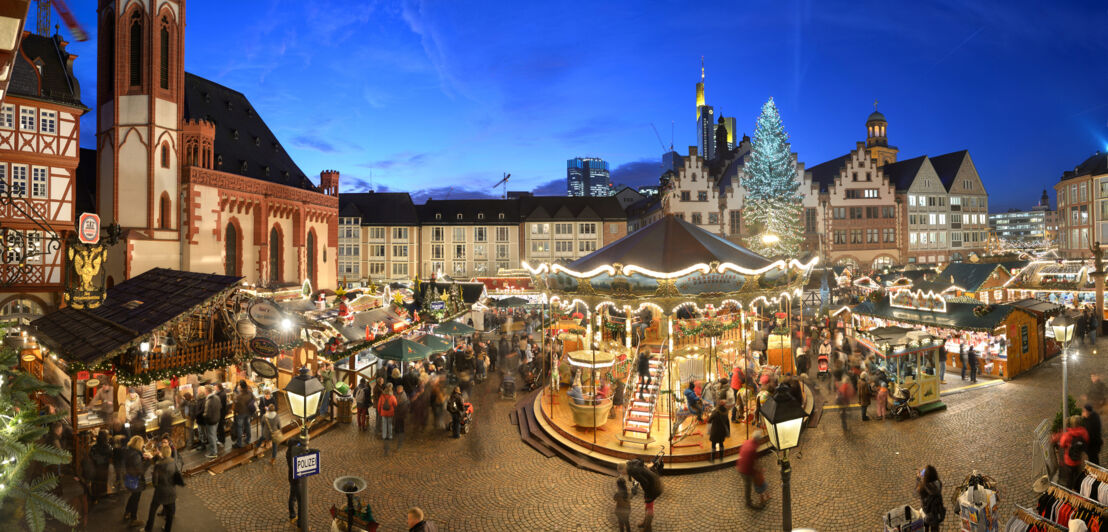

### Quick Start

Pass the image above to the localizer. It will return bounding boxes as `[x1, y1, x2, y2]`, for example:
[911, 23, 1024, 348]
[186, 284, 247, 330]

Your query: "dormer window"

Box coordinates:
[246, 107, 253, 117]
[225, 100, 233, 110]
[263, 166, 270, 177]
[498, 213, 505, 220]
[202, 91, 210, 103]
[272, 142, 279, 151]
[456, 214, 463, 220]
[240, 161, 248, 173]
[477, 213, 485, 220]
[435, 213, 442, 220]
[216, 155, 223, 168]
[231, 129, 239, 140]
[254, 137, 260, 146]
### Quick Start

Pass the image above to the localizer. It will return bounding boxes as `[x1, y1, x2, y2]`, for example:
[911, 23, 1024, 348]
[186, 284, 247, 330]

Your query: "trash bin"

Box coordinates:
[335, 395, 354, 424]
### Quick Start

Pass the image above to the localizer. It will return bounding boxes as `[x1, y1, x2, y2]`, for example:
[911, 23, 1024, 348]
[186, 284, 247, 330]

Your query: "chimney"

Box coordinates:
[319, 170, 340, 196]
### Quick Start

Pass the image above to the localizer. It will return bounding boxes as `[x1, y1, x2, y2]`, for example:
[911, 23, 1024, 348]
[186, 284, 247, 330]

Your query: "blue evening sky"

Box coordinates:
[45, 0, 1108, 210]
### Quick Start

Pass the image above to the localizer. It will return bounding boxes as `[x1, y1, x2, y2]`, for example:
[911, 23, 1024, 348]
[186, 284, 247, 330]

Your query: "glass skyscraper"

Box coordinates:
[566, 157, 612, 197]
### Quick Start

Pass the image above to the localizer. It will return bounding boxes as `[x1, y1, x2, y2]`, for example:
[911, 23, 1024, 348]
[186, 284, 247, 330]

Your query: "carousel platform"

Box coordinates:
[514, 387, 771, 475]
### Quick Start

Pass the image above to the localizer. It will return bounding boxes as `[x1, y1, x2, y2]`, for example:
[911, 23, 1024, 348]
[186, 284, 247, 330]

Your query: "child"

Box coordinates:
[476, 352, 488, 382]
[876, 382, 889, 420]
[614, 478, 631, 532]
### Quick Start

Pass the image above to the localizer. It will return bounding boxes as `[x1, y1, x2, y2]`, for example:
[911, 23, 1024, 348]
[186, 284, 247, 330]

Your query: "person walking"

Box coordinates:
[967, 345, 978, 384]
[875, 381, 889, 420]
[394, 385, 410, 450]
[1055, 416, 1090, 489]
[216, 384, 229, 448]
[613, 478, 631, 532]
[837, 376, 855, 431]
[917, 465, 945, 532]
[959, 342, 968, 381]
[231, 380, 253, 448]
[318, 362, 336, 420]
[736, 430, 768, 509]
[636, 347, 653, 400]
[371, 377, 385, 437]
[1084, 404, 1103, 466]
[377, 383, 397, 443]
[707, 401, 730, 462]
[88, 430, 113, 505]
[286, 438, 305, 525]
[121, 435, 152, 526]
[144, 443, 180, 532]
[858, 374, 872, 421]
[257, 404, 283, 464]
[938, 345, 947, 384]
[730, 366, 744, 423]
[202, 386, 221, 458]
[354, 379, 370, 431]
[406, 507, 437, 531]
[447, 387, 465, 438]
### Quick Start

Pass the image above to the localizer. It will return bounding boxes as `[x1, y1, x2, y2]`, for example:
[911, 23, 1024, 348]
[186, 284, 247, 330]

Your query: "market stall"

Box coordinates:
[855, 326, 944, 410]
[850, 293, 1046, 380]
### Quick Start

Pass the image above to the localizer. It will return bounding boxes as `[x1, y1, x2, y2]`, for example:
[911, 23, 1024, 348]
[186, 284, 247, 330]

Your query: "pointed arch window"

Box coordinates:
[269, 226, 282, 283]
[160, 144, 169, 168]
[99, 10, 114, 96]
[158, 192, 171, 229]
[307, 230, 317, 286]
[225, 222, 239, 276]
[159, 23, 170, 89]
[129, 12, 143, 87]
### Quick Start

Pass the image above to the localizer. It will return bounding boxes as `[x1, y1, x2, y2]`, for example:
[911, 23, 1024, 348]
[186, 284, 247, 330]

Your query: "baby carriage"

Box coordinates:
[499, 370, 517, 399]
[890, 382, 919, 421]
[459, 402, 474, 434]
[816, 354, 830, 380]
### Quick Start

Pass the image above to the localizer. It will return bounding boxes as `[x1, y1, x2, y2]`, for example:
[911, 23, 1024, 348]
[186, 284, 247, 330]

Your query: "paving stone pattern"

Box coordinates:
[94, 339, 1108, 531]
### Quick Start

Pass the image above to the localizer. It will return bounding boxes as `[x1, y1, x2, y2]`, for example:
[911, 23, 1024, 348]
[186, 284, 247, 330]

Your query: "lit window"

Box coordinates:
[19, 107, 35, 131]
[31, 167, 47, 198]
[0, 105, 13, 128]
[39, 110, 56, 134]
[11, 165, 27, 197]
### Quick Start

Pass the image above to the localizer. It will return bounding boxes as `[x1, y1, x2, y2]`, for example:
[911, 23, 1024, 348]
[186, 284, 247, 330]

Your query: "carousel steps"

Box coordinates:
[512, 388, 616, 476]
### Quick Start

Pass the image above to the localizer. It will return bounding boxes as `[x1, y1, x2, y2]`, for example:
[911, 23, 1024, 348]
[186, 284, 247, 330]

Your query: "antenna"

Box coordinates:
[670, 121, 674, 151]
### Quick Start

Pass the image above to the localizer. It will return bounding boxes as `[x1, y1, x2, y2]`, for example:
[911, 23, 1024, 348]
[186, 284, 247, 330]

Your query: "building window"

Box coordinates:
[429, 261, 444, 275]
[909, 195, 916, 207]
[474, 227, 487, 242]
[160, 24, 170, 89]
[496, 244, 509, 259]
[866, 206, 879, 219]
[833, 231, 847, 244]
[160, 144, 169, 168]
[452, 262, 465, 275]
[691, 213, 702, 225]
[454, 244, 466, 259]
[368, 245, 385, 258]
[392, 245, 408, 258]
[392, 227, 409, 240]
[453, 227, 466, 241]
[306, 231, 317, 284]
[39, 110, 55, 134]
[11, 165, 27, 197]
[530, 223, 549, 235]
[431, 244, 443, 259]
[697, 191, 708, 202]
[368, 227, 385, 240]
[555, 223, 572, 235]
[708, 212, 719, 225]
[369, 263, 385, 276]
[730, 210, 741, 235]
[833, 207, 846, 220]
[0, 105, 13, 128]
[866, 228, 878, 243]
[530, 241, 549, 254]
[477, 213, 485, 220]
[850, 229, 863, 244]
[864, 189, 878, 198]
[680, 191, 690, 202]
[849, 207, 863, 219]
[845, 189, 860, 199]
[882, 206, 895, 218]
[555, 241, 572, 253]
[19, 107, 35, 131]
[431, 227, 443, 242]
[883, 227, 896, 243]
[474, 244, 486, 258]
[393, 263, 409, 277]
[129, 12, 143, 87]
[578, 240, 597, 253]
[158, 192, 171, 228]
[579, 223, 596, 235]
[30, 167, 47, 198]
[269, 226, 282, 283]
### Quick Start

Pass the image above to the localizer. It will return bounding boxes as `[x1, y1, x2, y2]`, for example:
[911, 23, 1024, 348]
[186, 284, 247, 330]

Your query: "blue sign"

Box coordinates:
[431, 301, 446, 310]
[293, 450, 320, 479]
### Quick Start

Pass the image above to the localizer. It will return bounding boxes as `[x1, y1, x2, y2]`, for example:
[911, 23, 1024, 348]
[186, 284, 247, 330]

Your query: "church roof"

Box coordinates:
[339, 192, 419, 225]
[930, 150, 969, 190]
[867, 110, 886, 123]
[568, 215, 772, 274]
[806, 154, 852, 192]
[881, 154, 929, 191]
[8, 33, 86, 109]
[183, 73, 319, 192]
[1062, 152, 1108, 181]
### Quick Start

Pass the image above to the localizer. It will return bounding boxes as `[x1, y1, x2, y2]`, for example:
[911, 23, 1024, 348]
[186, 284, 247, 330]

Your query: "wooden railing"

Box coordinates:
[128, 340, 247, 375]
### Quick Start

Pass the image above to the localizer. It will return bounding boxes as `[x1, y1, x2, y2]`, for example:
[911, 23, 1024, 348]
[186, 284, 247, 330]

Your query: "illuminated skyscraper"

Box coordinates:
[566, 157, 612, 197]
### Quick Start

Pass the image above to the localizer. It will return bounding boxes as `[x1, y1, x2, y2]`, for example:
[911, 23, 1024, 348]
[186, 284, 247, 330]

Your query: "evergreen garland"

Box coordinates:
[678, 320, 740, 338]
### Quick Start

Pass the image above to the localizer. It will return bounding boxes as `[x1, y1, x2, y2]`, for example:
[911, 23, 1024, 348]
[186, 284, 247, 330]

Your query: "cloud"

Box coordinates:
[409, 187, 499, 203]
[400, 0, 464, 99]
[291, 135, 337, 153]
[532, 179, 565, 195]
[611, 159, 665, 188]
[358, 152, 434, 170]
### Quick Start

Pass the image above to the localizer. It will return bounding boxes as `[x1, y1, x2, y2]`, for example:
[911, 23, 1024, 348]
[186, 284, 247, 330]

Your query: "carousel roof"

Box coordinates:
[567, 215, 773, 274]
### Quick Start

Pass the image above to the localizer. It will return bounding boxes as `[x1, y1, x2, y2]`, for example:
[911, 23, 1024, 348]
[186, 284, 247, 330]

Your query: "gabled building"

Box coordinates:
[519, 195, 627, 265]
[337, 192, 419, 284]
[416, 199, 521, 279]
[1055, 152, 1106, 258]
[0, 32, 87, 318]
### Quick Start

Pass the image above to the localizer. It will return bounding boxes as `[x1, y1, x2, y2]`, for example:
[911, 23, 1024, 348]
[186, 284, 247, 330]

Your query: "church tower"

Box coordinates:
[96, 0, 186, 280]
[865, 103, 898, 167]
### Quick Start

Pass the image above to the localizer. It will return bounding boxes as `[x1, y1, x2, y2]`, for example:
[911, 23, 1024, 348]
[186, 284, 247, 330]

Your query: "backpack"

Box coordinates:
[1068, 434, 1088, 462]
[355, 386, 367, 404]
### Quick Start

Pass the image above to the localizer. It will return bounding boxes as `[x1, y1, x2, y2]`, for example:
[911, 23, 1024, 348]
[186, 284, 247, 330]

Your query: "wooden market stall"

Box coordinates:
[849, 293, 1047, 380]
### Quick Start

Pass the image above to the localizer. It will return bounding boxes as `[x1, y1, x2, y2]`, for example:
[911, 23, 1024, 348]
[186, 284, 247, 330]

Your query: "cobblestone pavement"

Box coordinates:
[83, 339, 1108, 531]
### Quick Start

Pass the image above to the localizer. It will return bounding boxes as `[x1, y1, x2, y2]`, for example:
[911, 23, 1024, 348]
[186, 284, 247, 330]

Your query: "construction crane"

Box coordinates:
[650, 123, 674, 170]
[492, 173, 510, 199]
[36, 0, 88, 41]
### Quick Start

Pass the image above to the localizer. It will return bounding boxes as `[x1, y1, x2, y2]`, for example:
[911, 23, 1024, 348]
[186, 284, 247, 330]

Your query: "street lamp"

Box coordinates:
[759, 385, 807, 531]
[333, 476, 367, 532]
[284, 367, 323, 532]
[1051, 313, 1076, 429]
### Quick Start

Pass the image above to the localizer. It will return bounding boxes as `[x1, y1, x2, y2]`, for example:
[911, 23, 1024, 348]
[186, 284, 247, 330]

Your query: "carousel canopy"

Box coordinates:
[30, 269, 243, 365]
[567, 215, 773, 274]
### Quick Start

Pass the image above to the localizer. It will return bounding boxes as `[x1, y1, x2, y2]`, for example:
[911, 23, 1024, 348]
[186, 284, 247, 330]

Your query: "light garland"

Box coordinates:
[523, 257, 819, 280]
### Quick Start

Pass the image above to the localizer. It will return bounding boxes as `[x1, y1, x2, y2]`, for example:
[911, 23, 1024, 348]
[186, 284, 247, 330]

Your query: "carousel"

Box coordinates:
[524, 215, 817, 468]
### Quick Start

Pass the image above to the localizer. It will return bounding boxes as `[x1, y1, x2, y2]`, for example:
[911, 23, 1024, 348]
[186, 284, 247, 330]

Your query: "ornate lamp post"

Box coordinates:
[285, 367, 323, 532]
[759, 385, 807, 531]
[333, 476, 368, 532]
[1051, 314, 1076, 429]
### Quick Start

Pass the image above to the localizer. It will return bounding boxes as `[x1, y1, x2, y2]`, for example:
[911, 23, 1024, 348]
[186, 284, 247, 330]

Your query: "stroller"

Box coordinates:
[500, 370, 517, 399]
[459, 402, 474, 434]
[520, 361, 540, 392]
[890, 382, 919, 421]
[626, 449, 665, 497]
[816, 354, 830, 381]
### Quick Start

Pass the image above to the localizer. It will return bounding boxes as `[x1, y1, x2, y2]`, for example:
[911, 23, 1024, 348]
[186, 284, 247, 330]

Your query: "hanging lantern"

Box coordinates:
[237, 318, 257, 340]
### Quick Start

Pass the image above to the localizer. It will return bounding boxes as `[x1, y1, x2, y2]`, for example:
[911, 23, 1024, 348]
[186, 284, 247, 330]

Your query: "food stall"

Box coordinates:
[855, 326, 943, 410]
[850, 291, 1046, 380]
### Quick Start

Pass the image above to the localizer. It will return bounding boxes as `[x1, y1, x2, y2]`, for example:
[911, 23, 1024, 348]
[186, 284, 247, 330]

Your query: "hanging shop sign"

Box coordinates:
[77, 213, 101, 244]
[63, 238, 108, 310]
[76, 371, 90, 380]
[248, 299, 282, 329]
[249, 357, 278, 378]
[431, 300, 446, 310]
[249, 337, 280, 357]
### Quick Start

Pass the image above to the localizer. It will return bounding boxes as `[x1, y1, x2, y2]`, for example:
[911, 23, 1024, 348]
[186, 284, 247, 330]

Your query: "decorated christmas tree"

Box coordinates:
[742, 97, 803, 257]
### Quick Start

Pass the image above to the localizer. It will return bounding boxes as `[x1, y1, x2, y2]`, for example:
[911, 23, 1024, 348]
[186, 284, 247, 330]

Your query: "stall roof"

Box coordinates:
[567, 214, 774, 274]
[1008, 298, 1063, 317]
[30, 269, 243, 366]
[921, 263, 1007, 293]
[850, 298, 1016, 332]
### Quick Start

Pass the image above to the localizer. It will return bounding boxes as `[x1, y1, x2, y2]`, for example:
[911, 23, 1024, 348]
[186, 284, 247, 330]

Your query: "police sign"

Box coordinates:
[292, 450, 319, 479]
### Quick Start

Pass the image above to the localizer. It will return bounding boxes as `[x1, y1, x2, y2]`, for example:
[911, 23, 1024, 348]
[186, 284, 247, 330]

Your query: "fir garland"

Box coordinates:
[678, 320, 740, 338]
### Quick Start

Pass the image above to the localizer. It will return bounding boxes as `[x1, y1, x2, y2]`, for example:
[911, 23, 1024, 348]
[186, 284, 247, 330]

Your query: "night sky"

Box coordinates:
[47, 0, 1108, 210]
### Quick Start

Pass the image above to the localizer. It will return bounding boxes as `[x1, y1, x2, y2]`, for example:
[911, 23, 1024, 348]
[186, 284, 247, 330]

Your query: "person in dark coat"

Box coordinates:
[1084, 404, 1103, 465]
[636, 348, 653, 400]
[858, 374, 872, 421]
[917, 465, 945, 532]
[447, 387, 465, 438]
[121, 436, 152, 525]
[88, 430, 113, 504]
[707, 401, 730, 462]
[144, 443, 180, 532]
[394, 386, 410, 450]
[966, 346, 978, 384]
[216, 384, 229, 446]
[286, 438, 306, 525]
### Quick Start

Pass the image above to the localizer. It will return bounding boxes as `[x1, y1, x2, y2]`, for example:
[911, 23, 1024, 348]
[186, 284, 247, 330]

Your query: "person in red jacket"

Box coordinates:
[736, 430, 768, 509]
[1054, 415, 1090, 490]
[377, 383, 397, 442]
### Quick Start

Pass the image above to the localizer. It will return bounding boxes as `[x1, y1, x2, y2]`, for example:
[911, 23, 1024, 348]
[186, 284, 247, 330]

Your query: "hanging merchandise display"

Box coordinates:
[882, 505, 925, 532]
[953, 471, 998, 532]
